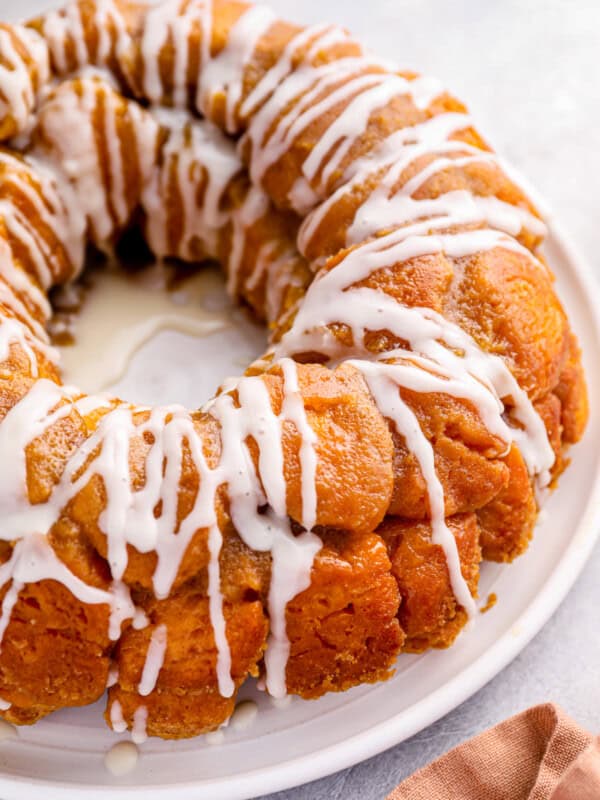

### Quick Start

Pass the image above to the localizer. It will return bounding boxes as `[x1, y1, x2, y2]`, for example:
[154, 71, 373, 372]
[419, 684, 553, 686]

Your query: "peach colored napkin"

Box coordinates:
[387, 703, 600, 800]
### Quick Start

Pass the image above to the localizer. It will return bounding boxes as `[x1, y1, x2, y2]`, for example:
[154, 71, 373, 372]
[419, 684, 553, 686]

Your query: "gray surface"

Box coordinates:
[3, 0, 600, 797]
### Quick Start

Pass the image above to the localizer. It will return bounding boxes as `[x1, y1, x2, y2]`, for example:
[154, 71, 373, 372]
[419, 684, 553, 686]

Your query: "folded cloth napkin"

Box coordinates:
[387, 703, 600, 800]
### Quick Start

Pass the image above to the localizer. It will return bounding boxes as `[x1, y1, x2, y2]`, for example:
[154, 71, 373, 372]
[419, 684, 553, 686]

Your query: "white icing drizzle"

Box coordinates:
[241, 23, 338, 118]
[106, 664, 119, 688]
[0, 151, 85, 289]
[40, 6, 70, 73]
[0, 236, 51, 321]
[298, 112, 466, 249]
[131, 606, 150, 631]
[279, 358, 317, 530]
[263, 252, 303, 325]
[0, 25, 49, 138]
[348, 157, 545, 247]
[243, 40, 443, 212]
[138, 623, 168, 696]
[263, 518, 320, 697]
[0, 315, 53, 375]
[140, 0, 216, 111]
[203, 358, 322, 697]
[0, 379, 82, 536]
[225, 184, 269, 295]
[24, 81, 284, 336]
[0, 534, 112, 611]
[275, 230, 554, 483]
[131, 704, 148, 744]
[140, 0, 274, 131]
[299, 111, 546, 257]
[141, 0, 193, 104]
[41, 0, 129, 76]
[66, 2, 88, 66]
[354, 361, 476, 613]
[197, 4, 275, 133]
[244, 240, 278, 293]
[33, 76, 158, 245]
[35, 79, 114, 242]
[239, 242, 303, 325]
[109, 698, 127, 733]
[0, 215, 52, 336]
[92, 0, 129, 66]
[0, 280, 46, 345]
[143, 110, 241, 260]
[246, 58, 386, 187]
[0, 380, 142, 636]
[294, 74, 441, 213]
[0, 696, 10, 710]
[348, 184, 545, 250]
[0, 535, 135, 649]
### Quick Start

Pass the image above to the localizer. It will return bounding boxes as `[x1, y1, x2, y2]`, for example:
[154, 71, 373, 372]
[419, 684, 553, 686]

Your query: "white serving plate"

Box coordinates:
[0, 221, 598, 800]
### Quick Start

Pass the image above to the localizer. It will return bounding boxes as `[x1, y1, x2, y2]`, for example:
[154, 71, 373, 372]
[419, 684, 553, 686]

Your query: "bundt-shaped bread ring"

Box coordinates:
[0, 0, 588, 741]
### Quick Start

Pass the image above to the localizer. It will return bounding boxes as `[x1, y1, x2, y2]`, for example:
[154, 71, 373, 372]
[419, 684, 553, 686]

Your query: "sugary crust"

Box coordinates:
[379, 513, 481, 652]
[285, 530, 403, 698]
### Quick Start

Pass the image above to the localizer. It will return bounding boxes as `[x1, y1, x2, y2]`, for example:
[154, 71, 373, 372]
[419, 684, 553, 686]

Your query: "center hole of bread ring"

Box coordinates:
[49, 240, 267, 405]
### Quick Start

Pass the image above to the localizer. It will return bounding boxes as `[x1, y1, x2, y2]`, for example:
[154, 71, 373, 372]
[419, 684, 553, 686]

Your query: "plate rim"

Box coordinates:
[0, 219, 599, 800]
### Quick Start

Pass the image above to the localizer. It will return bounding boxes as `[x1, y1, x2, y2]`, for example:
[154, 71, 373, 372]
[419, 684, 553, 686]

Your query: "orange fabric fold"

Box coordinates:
[387, 703, 600, 800]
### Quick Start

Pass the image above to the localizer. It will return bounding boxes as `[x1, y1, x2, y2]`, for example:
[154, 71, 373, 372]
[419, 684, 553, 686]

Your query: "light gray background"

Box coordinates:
[3, 0, 600, 798]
